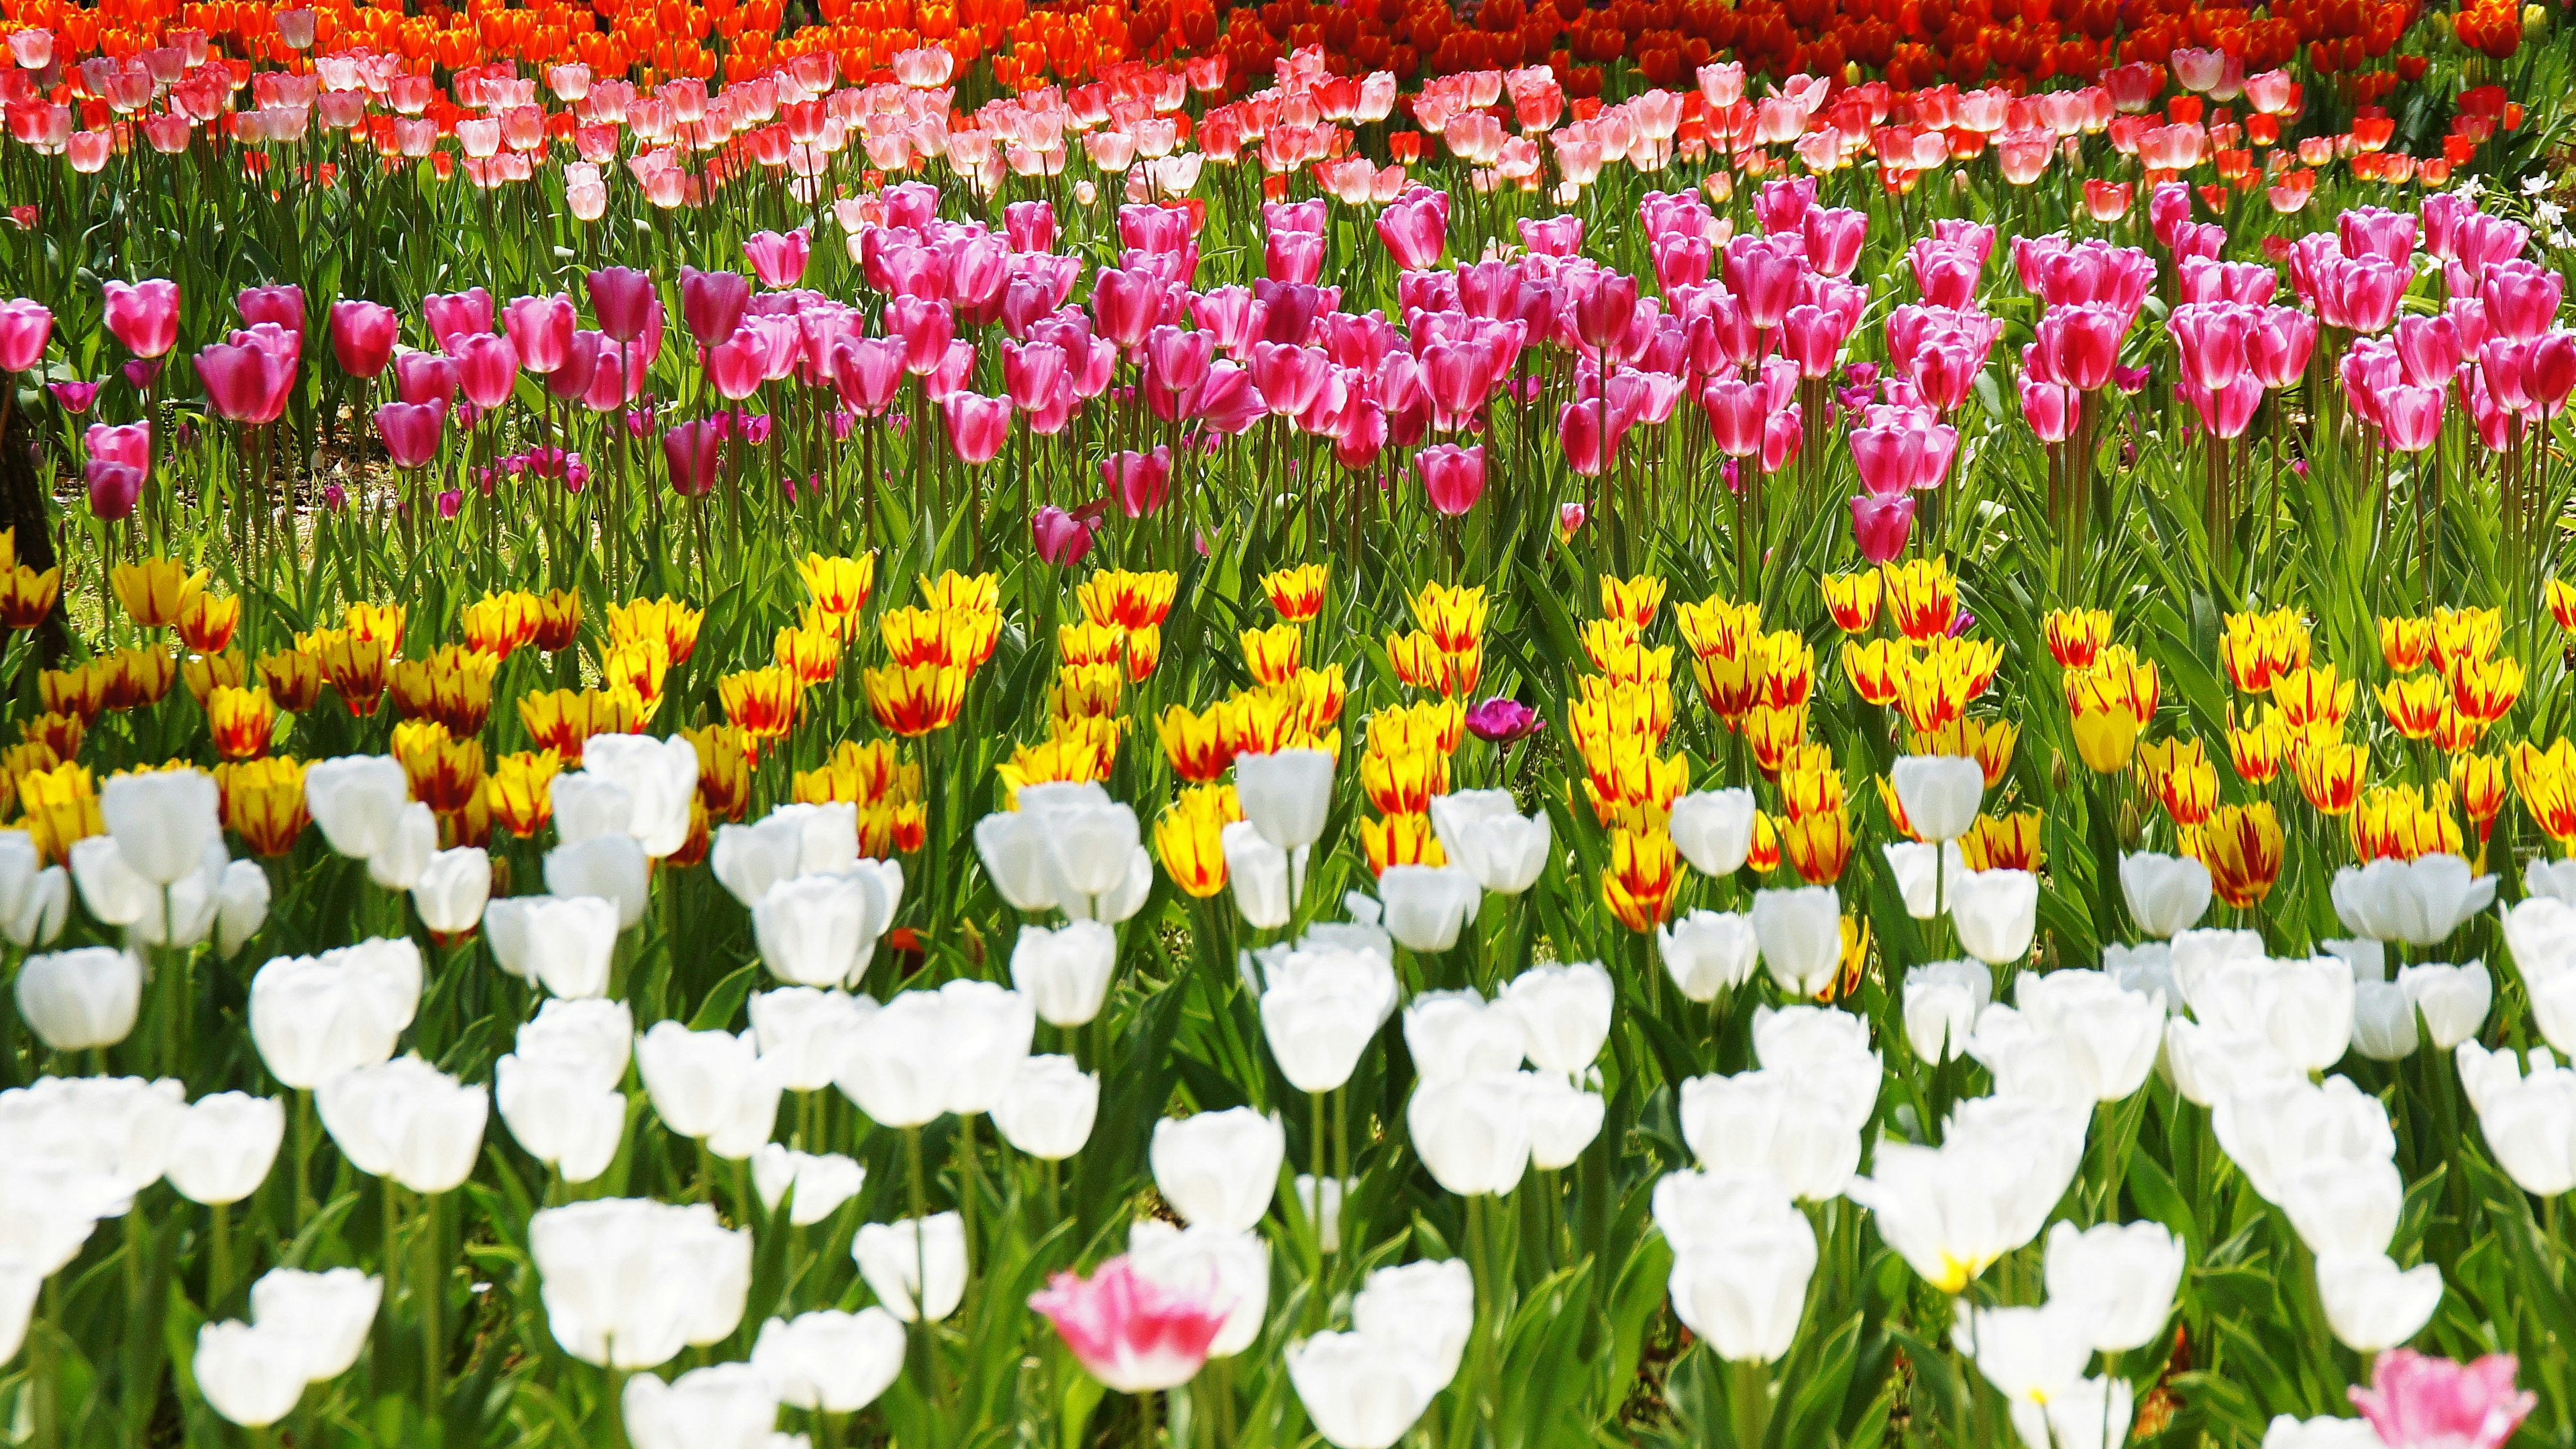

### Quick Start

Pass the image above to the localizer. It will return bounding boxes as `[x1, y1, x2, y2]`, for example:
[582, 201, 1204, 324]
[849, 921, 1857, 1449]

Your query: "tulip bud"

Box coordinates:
[637, 1022, 783, 1160]
[1890, 754, 1983, 843]
[1668, 788, 1757, 877]
[1949, 869, 2040, 965]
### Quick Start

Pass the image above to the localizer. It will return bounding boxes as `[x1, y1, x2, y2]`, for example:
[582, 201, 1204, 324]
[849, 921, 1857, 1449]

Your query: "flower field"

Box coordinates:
[0, 2, 2573, 1447]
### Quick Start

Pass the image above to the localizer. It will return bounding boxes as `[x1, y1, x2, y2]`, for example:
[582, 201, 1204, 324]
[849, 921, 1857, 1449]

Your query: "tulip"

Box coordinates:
[484, 894, 623, 998]
[527, 1198, 750, 1368]
[1220, 821, 1293, 929]
[103, 278, 180, 358]
[1849, 492, 1915, 564]
[1285, 1332, 1452, 1449]
[2350, 1350, 2537, 1449]
[1888, 755, 1982, 845]
[1377, 865, 1481, 951]
[745, 986, 869, 1093]
[249, 1265, 381, 1382]
[1657, 910, 1759, 1002]
[317, 1054, 488, 1193]
[193, 1321, 310, 1427]
[943, 392, 1013, 464]
[749, 1145, 865, 1226]
[196, 337, 297, 424]
[2332, 855, 2498, 947]
[1031, 1254, 1230, 1393]
[1407, 1071, 1532, 1195]
[1032, 506, 1099, 566]
[1402, 991, 1527, 1083]
[2042, 1220, 2184, 1352]
[679, 268, 750, 347]
[1010, 920, 1118, 1027]
[621, 1364, 778, 1449]
[543, 834, 651, 928]
[1903, 959, 1991, 1063]
[1951, 869, 2040, 964]
[1678, 1069, 1863, 1200]
[743, 227, 811, 288]
[750, 1308, 907, 1413]
[0, 298, 48, 372]
[1416, 443, 1487, 516]
[2278, 1155, 2404, 1258]
[14, 945, 140, 1051]
[661, 419, 722, 497]
[165, 1091, 285, 1206]
[1665, 1175, 1817, 1362]
[2010, 969, 2164, 1101]
[2396, 961, 2490, 1051]
[412, 847, 490, 936]
[494, 1053, 627, 1183]
[2316, 1251, 2444, 1352]
[753, 871, 887, 989]
[2351, 980, 2421, 1061]
[363, 802, 437, 890]
[329, 300, 398, 376]
[1150, 1108, 1283, 1232]
[1521, 1073, 1605, 1169]
[637, 1022, 783, 1160]
[1262, 955, 1388, 1093]
[2263, 1417, 2390, 1449]
[249, 945, 417, 1088]
[993, 1053, 1099, 1159]
[853, 1212, 968, 1322]
[1849, 1099, 2086, 1293]
[712, 804, 860, 908]
[1426, 790, 1550, 894]
[586, 267, 657, 341]
[1750, 885, 1841, 994]
[1498, 962, 1613, 1077]
[2120, 852, 2213, 938]
[1234, 749, 1334, 855]
[374, 399, 447, 469]
[303, 755, 412, 859]
[1669, 789, 1757, 877]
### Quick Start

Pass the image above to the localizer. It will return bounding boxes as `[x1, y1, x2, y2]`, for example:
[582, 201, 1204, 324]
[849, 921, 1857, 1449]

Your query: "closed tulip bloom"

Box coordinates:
[544, 833, 650, 928]
[1669, 788, 1758, 877]
[835, 989, 957, 1128]
[317, 1055, 488, 1193]
[164, 1091, 285, 1205]
[1892, 754, 1983, 843]
[2210, 1074, 2393, 1205]
[1151, 1108, 1285, 1231]
[364, 802, 437, 890]
[1221, 821, 1293, 928]
[515, 998, 633, 1091]
[68, 835, 152, 926]
[994, 1054, 1099, 1160]
[974, 804, 1066, 912]
[1127, 1220, 1269, 1358]
[747, 987, 871, 1092]
[1951, 869, 2040, 965]
[100, 766, 219, 885]
[552, 773, 636, 844]
[2330, 855, 2498, 946]
[496, 1053, 626, 1183]
[2043, 1220, 2185, 1352]
[1401, 991, 1527, 1083]
[1521, 1072, 1605, 1169]
[485, 895, 623, 998]
[2351, 980, 2421, 1061]
[854, 1212, 967, 1322]
[303, 755, 412, 859]
[751, 1308, 907, 1413]
[1378, 865, 1481, 951]
[621, 1363, 779, 1449]
[1499, 961, 1613, 1077]
[2011, 1378, 2135, 1449]
[10, 865, 68, 951]
[2120, 852, 2214, 938]
[193, 1321, 310, 1426]
[1010, 920, 1118, 1026]
[2013, 969, 2165, 1101]
[2316, 1251, 2443, 1351]
[637, 1022, 782, 1160]
[248, 950, 412, 1089]
[529, 1198, 750, 1368]
[1426, 790, 1551, 894]
[329, 300, 398, 377]
[1030, 1254, 1232, 1393]
[2463, 1048, 2576, 1195]
[1286, 1332, 1452, 1449]
[1667, 1182, 1817, 1362]
[712, 804, 861, 909]
[15, 945, 140, 1051]
[1678, 1069, 1863, 1200]
[1884, 841, 1968, 920]
[582, 735, 702, 859]
[1408, 1071, 1533, 1196]
[1660, 910, 1760, 1002]
[1234, 749, 1335, 853]
[2254, 955, 2359, 1073]
[1349, 1256, 1476, 1384]
[1261, 956, 1387, 1093]
[750, 1145, 865, 1226]
[754, 872, 885, 988]
[1904, 959, 1991, 1063]
[1751, 885, 1843, 994]
[412, 847, 490, 935]
[2262, 1417, 2390, 1449]
[2278, 1155, 2404, 1258]
[248, 1266, 381, 1383]
[2397, 961, 2491, 1051]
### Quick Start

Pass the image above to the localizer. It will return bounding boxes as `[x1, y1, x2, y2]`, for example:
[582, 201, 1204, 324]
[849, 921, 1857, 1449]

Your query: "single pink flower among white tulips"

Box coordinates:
[1028, 1255, 1230, 1395]
[2350, 1350, 2536, 1449]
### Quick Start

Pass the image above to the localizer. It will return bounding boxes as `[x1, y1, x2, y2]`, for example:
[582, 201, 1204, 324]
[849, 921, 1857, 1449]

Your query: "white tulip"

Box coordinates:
[248, 950, 410, 1089]
[852, 1212, 967, 1322]
[992, 1054, 1097, 1160]
[2101, 943, 2180, 1014]
[315, 1055, 488, 1193]
[1678, 1069, 1861, 1200]
[2314, 1251, 2441, 1352]
[1668, 1186, 1816, 1362]
[1129, 1219, 1270, 1355]
[2263, 1415, 2392, 1449]
[2013, 969, 2164, 1102]
[1221, 820, 1293, 929]
[1035, 797, 1142, 903]
[5, 865, 68, 949]
[2161, 1017, 2300, 1108]
[747, 987, 872, 1092]
[2322, 936, 2390, 983]
[1953, 1298, 2097, 1407]
[1350, 1257, 1474, 1384]
[1234, 749, 1334, 853]
[1377, 865, 1481, 951]
[2277, 1155, 2403, 1258]
[15, 945, 140, 1051]
[2042, 1220, 2184, 1353]
[164, 1091, 286, 1206]
[1521, 1072, 1604, 1169]
[302, 755, 411, 860]
[2463, 1046, 2576, 1195]
[1150, 1108, 1284, 1231]
[2328, 855, 2497, 946]
[552, 772, 637, 845]
[544, 833, 650, 928]
[193, 1321, 310, 1427]
[1892, 753, 1982, 843]
[248, 1265, 381, 1381]
[1884, 840, 1968, 920]
[1950, 868, 2039, 965]
[1401, 990, 1526, 1083]
[101, 767, 221, 885]
[750, 1146, 865, 1226]
[1669, 788, 1757, 877]
[411, 848, 490, 934]
[753, 872, 883, 988]
[1263, 964, 1385, 1093]
[579, 735, 703, 859]
[2210, 1075, 2394, 1203]
[714, 802, 859, 908]
[363, 802, 437, 890]
[2526, 857, 2576, 907]
[1660, 910, 1760, 1001]
[484, 895, 623, 999]
[2397, 960, 2490, 1051]
[636, 1023, 782, 1160]
[1294, 1174, 1344, 1253]
[751, 1309, 906, 1413]
[2119, 851, 2213, 938]
[67, 835, 150, 926]
[2255, 956, 2358, 1073]
[2009, 1377, 2134, 1449]
[1427, 790, 1552, 894]
[2350, 981, 2420, 1061]
[1284, 1332, 1450, 1449]
[1010, 920, 1118, 1026]
[1499, 961, 1613, 1077]
[974, 804, 1063, 912]
[1407, 1071, 1532, 1196]
[495, 1053, 627, 1183]
[621, 1362, 778, 1449]
[1902, 959, 1990, 1064]
[1751, 885, 1842, 994]
[514, 989, 634, 1093]
[528, 1198, 749, 1368]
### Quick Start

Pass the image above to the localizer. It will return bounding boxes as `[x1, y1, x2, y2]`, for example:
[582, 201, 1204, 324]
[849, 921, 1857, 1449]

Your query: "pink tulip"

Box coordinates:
[103, 278, 180, 359]
[1091, 268, 1168, 350]
[1004, 201, 1057, 254]
[743, 227, 811, 288]
[85, 460, 143, 521]
[2246, 307, 2318, 388]
[1849, 492, 1915, 564]
[1032, 505, 1099, 566]
[195, 339, 295, 424]
[1519, 215, 1585, 256]
[661, 419, 723, 496]
[1801, 207, 1867, 278]
[2528, 332, 2576, 417]
[423, 288, 494, 353]
[1194, 365, 1267, 435]
[86, 421, 150, 471]
[1650, 233, 1713, 294]
[1265, 231, 1324, 286]
[1752, 175, 1816, 234]
[833, 338, 906, 417]
[943, 392, 1012, 464]
[0, 298, 50, 372]
[2033, 306, 2123, 391]
[375, 398, 447, 469]
[2020, 377, 2079, 443]
[1250, 342, 1330, 418]
[1781, 303, 1851, 379]
[502, 294, 576, 375]
[1375, 189, 1448, 270]
[1104, 447, 1172, 518]
[884, 296, 956, 376]
[547, 331, 606, 401]
[1028, 1256, 1228, 1395]
[2350, 1350, 2534, 1449]
[237, 283, 305, 339]
[2309, 254, 2406, 334]
[2337, 205, 2418, 268]
[706, 327, 768, 401]
[1699, 376, 1766, 457]
[1417, 443, 1486, 516]
[1002, 340, 1069, 411]
[2169, 305, 2252, 392]
[586, 267, 656, 342]
[47, 381, 97, 415]
[329, 300, 398, 377]
[2378, 384, 2445, 452]
[2480, 261, 2562, 343]
[924, 340, 978, 402]
[676, 267, 751, 350]
[395, 351, 459, 408]
[2178, 374, 2262, 439]
[1723, 237, 1801, 329]
[1556, 500, 1587, 538]
[453, 333, 520, 410]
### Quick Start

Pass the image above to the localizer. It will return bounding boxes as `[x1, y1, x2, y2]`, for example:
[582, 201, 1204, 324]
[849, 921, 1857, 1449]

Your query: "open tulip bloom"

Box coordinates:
[5, 22, 2576, 1449]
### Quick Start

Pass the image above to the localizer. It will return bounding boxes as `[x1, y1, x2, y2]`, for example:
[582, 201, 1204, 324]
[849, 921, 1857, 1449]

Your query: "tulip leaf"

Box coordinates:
[686, 962, 762, 1031]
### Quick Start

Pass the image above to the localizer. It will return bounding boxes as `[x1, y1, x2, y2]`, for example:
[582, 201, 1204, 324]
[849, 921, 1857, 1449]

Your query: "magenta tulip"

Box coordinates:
[1004, 201, 1057, 254]
[85, 461, 142, 521]
[586, 267, 656, 342]
[103, 278, 180, 359]
[329, 300, 399, 378]
[375, 398, 447, 469]
[1417, 443, 1487, 517]
[237, 283, 305, 339]
[1375, 190, 1448, 270]
[661, 419, 724, 496]
[0, 298, 50, 372]
[423, 288, 494, 354]
[46, 380, 96, 414]
[195, 339, 295, 424]
[943, 392, 1012, 465]
[1103, 447, 1171, 518]
[1031, 504, 1099, 566]
[1850, 492, 1915, 564]
[85, 421, 150, 471]
[742, 227, 811, 288]
[502, 294, 576, 375]
[679, 267, 750, 347]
